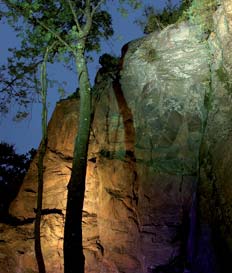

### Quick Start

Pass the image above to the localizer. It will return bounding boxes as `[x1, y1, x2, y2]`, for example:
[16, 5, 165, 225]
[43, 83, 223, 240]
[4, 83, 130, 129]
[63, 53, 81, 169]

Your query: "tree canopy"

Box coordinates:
[0, 0, 114, 119]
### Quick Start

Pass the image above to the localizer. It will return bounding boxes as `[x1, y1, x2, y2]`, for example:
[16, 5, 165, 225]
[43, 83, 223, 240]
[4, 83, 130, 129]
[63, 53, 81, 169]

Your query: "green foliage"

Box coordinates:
[139, 0, 217, 35]
[119, 0, 141, 9]
[138, 0, 192, 33]
[0, 0, 142, 119]
[185, 0, 217, 34]
[0, 0, 114, 117]
[0, 46, 42, 117]
[118, 0, 142, 16]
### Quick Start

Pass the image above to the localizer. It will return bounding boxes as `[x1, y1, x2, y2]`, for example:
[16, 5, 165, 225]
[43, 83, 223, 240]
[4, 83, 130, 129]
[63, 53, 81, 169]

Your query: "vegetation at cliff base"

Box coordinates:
[0, 142, 36, 219]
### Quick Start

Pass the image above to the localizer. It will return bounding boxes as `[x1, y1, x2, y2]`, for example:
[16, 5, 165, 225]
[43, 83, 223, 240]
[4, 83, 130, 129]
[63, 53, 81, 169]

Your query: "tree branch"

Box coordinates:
[35, 19, 73, 53]
[67, 0, 82, 32]
[0, 61, 42, 94]
[91, 0, 105, 17]
[86, 0, 91, 11]
[82, 0, 92, 35]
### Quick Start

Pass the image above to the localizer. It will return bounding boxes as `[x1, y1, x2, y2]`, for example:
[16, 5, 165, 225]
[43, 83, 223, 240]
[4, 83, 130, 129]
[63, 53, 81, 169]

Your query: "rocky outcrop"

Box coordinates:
[0, 1, 232, 273]
[196, 0, 232, 272]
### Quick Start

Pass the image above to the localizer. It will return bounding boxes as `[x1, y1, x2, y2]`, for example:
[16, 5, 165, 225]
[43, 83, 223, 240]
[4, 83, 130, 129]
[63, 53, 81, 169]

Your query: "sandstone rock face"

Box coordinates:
[0, 101, 79, 273]
[1, 3, 232, 273]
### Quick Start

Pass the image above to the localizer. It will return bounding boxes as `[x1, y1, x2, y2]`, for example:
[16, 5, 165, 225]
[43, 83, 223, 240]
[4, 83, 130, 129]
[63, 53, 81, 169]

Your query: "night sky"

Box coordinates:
[0, 0, 180, 154]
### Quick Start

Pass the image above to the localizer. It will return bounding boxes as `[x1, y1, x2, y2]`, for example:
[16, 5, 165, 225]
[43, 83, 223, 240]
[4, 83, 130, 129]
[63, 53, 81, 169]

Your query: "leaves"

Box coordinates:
[137, 0, 193, 34]
[186, 0, 217, 34]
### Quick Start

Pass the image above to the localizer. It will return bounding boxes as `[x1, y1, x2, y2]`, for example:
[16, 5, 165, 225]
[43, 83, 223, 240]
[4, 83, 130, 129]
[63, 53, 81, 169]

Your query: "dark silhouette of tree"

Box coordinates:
[0, 142, 36, 219]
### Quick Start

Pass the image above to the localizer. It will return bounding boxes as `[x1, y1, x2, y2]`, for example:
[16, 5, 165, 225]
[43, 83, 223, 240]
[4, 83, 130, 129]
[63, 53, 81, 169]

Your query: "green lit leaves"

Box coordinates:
[86, 9, 113, 52]
[0, 0, 128, 119]
[117, 0, 142, 17]
[137, 1, 186, 34]
[117, 6, 128, 17]
[119, 0, 142, 10]
[70, 25, 78, 38]
[186, 0, 217, 34]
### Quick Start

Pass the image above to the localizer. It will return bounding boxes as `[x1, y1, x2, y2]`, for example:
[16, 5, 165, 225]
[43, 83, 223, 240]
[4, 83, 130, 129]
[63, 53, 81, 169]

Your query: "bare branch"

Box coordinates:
[39, 41, 57, 97]
[85, 0, 91, 19]
[82, 0, 92, 35]
[91, 0, 105, 17]
[0, 61, 42, 94]
[86, 0, 91, 10]
[1, 77, 20, 94]
[67, 0, 82, 32]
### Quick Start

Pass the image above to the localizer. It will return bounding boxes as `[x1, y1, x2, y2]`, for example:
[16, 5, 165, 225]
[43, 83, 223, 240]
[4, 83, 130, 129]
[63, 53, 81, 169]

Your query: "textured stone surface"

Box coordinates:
[120, 22, 210, 176]
[1, 3, 232, 272]
[196, 0, 232, 270]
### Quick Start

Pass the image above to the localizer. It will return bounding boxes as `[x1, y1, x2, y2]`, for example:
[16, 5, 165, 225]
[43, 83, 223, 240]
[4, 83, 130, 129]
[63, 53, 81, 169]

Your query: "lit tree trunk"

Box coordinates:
[35, 131, 46, 273]
[63, 44, 92, 273]
[34, 47, 50, 273]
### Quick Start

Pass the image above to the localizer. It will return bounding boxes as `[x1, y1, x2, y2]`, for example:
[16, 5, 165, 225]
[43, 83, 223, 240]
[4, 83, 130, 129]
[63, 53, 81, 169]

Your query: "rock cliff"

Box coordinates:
[0, 1, 232, 273]
[195, 0, 232, 272]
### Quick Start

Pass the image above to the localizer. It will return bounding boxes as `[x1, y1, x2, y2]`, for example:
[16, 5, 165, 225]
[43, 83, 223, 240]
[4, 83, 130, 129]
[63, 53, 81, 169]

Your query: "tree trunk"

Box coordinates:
[34, 53, 48, 273]
[35, 138, 46, 273]
[63, 47, 92, 273]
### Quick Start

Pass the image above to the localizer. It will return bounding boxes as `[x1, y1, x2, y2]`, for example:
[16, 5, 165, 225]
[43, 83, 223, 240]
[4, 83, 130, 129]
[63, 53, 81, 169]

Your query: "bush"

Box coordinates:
[186, 0, 217, 34]
[138, 0, 192, 34]
[139, 0, 217, 35]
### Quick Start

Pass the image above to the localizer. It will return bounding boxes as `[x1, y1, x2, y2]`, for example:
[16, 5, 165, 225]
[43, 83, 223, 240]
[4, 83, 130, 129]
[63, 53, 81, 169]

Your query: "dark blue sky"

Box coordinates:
[0, 0, 180, 154]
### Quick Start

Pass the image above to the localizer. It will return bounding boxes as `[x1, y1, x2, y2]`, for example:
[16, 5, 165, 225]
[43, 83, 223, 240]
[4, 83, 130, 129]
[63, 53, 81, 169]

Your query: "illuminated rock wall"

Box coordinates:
[195, 0, 232, 271]
[1, 1, 232, 272]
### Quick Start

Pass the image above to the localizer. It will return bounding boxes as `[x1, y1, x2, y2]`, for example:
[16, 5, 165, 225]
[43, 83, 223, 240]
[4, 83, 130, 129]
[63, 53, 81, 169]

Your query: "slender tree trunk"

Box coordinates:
[64, 46, 92, 273]
[35, 138, 46, 273]
[34, 50, 49, 273]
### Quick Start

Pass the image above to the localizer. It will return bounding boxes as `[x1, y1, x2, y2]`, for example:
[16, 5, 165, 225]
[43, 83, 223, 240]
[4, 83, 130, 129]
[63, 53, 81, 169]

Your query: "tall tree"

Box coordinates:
[1, 2, 113, 272]
[34, 43, 57, 273]
[1, 1, 141, 272]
